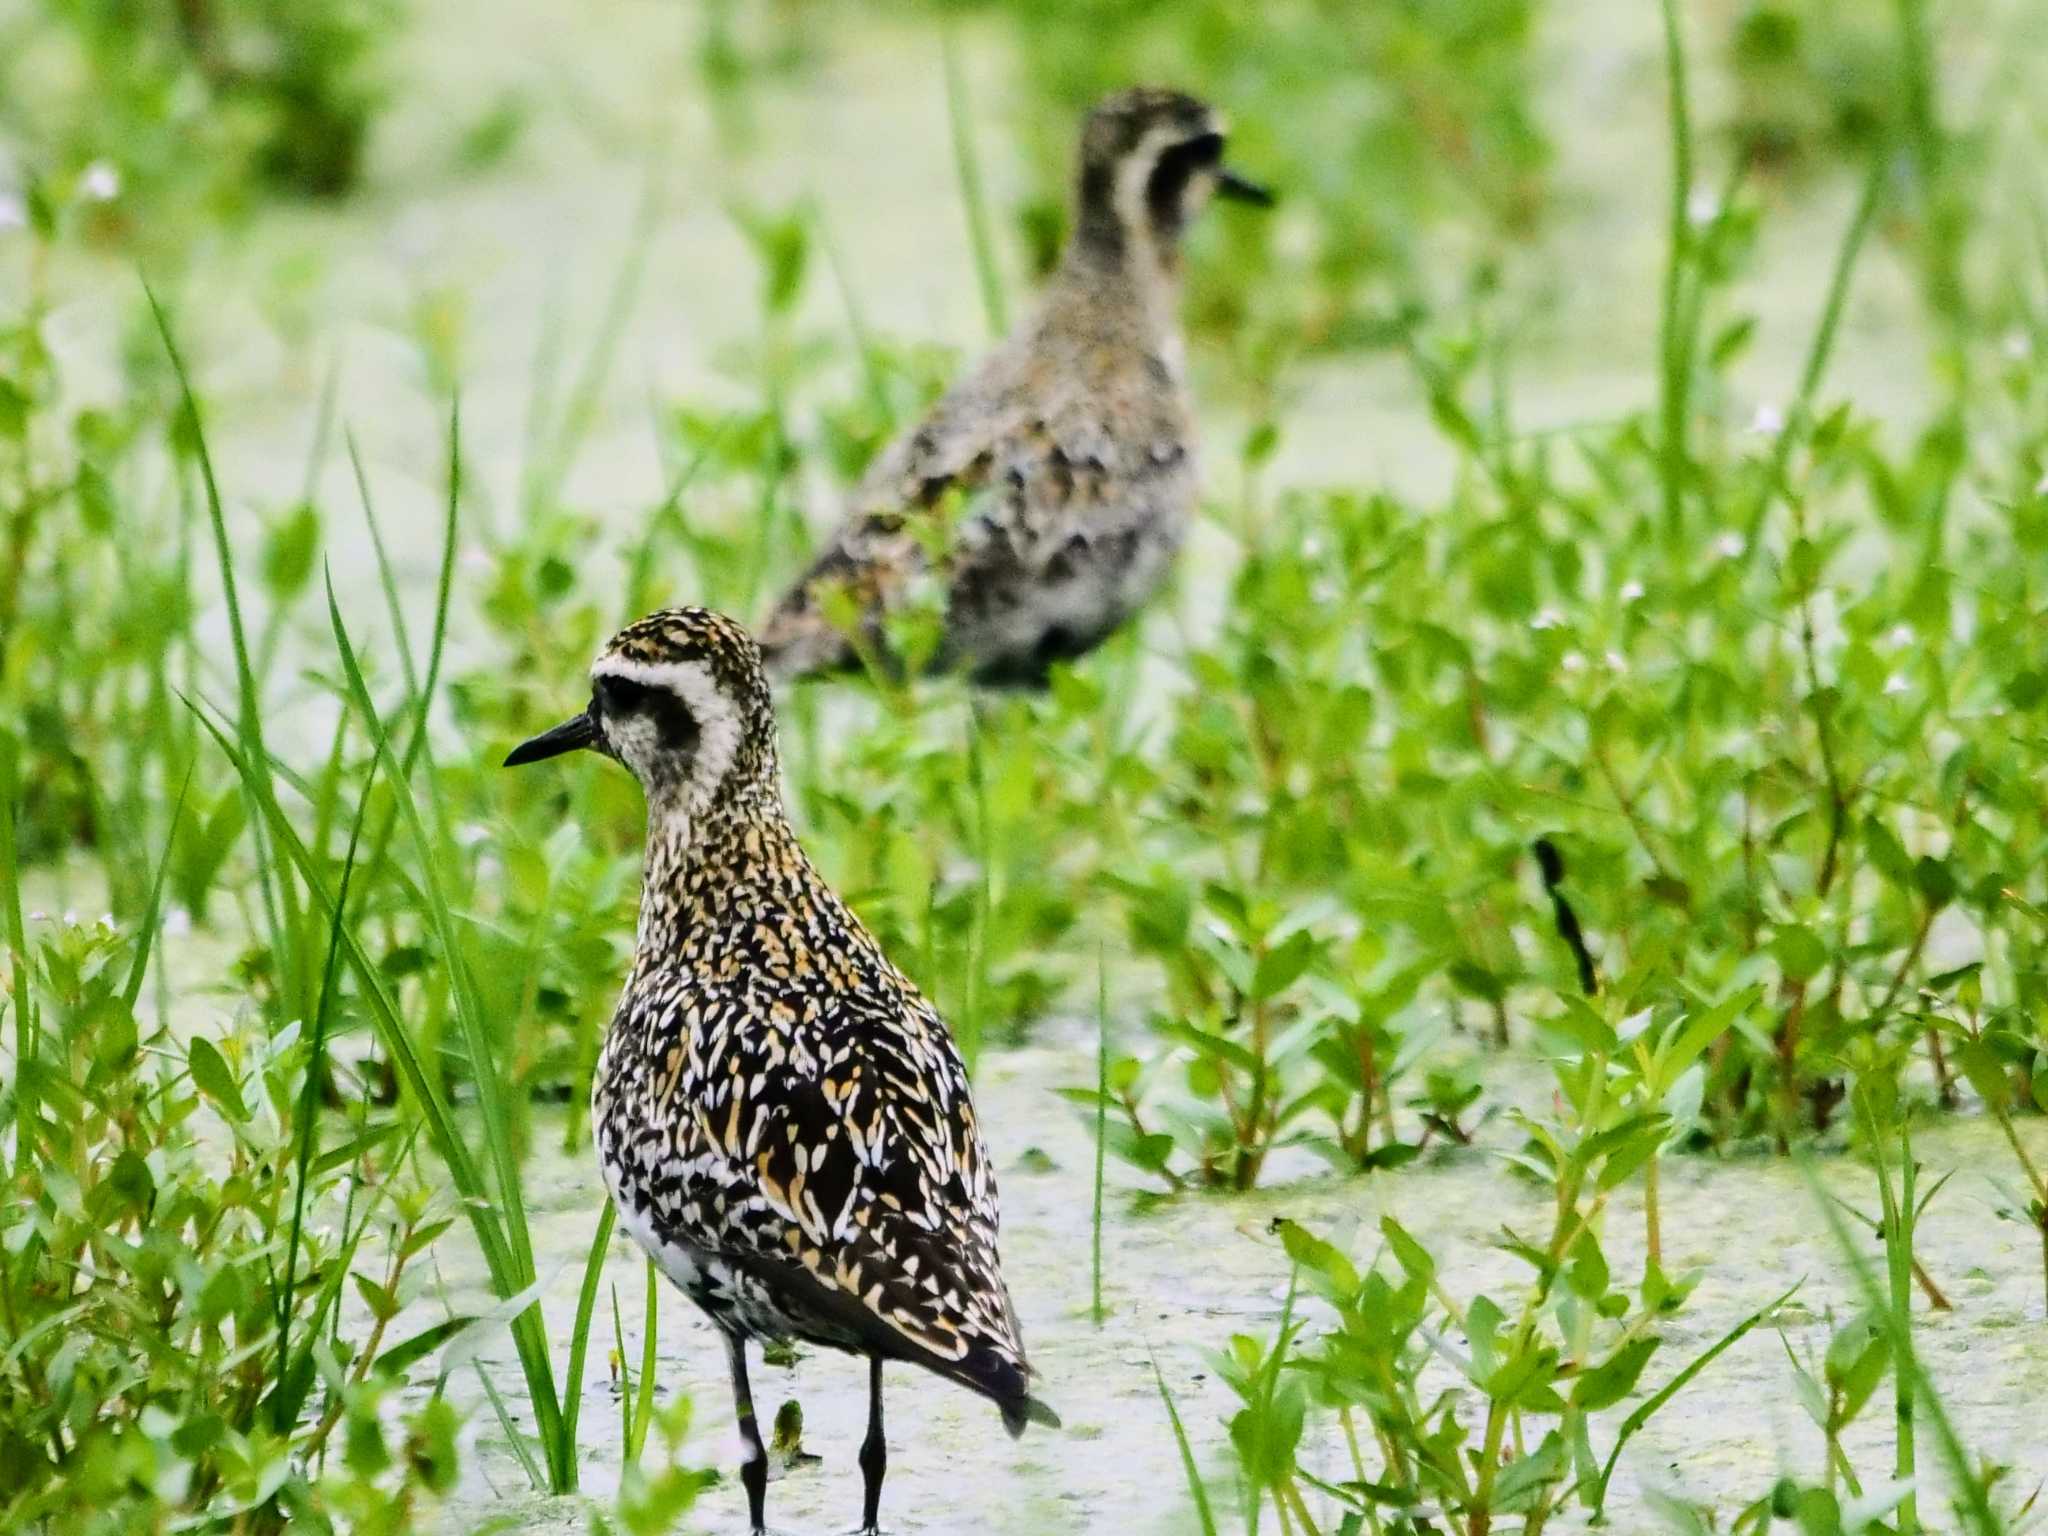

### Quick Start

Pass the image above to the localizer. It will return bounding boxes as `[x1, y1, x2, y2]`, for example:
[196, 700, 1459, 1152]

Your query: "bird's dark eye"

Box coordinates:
[597, 674, 650, 713]
[1179, 131, 1225, 166]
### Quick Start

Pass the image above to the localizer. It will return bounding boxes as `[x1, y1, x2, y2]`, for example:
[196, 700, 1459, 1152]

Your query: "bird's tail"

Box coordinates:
[1000, 1393, 1062, 1438]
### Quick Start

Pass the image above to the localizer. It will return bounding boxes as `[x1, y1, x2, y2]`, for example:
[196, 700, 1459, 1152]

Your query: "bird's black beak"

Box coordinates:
[1216, 167, 1276, 207]
[503, 710, 598, 767]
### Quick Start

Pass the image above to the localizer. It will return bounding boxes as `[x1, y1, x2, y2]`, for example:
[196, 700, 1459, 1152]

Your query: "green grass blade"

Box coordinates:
[612, 1282, 634, 1457]
[1091, 944, 1109, 1326]
[815, 206, 893, 424]
[624, 416, 734, 624]
[1892, 1114, 1920, 1536]
[960, 701, 992, 1071]
[268, 1125, 398, 1433]
[1741, 150, 1885, 551]
[1654, 0, 1696, 540]
[1808, 1159, 1999, 1535]
[183, 696, 564, 1471]
[121, 762, 192, 1013]
[145, 281, 305, 1015]
[183, 700, 506, 1260]
[347, 430, 421, 701]
[1151, 1351, 1218, 1536]
[477, 1363, 549, 1491]
[408, 402, 461, 778]
[274, 764, 374, 1425]
[1588, 1281, 1801, 1515]
[943, 27, 1008, 339]
[557, 1198, 618, 1490]
[1, 730, 33, 1174]
[321, 574, 566, 1478]
[526, 173, 662, 516]
[145, 286, 262, 777]
[629, 1257, 658, 1464]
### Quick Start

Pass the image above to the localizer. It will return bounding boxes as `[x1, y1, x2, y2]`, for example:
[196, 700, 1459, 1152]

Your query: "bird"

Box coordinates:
[504, 606, 1056, 1534]
[757, 85, 1272, 688]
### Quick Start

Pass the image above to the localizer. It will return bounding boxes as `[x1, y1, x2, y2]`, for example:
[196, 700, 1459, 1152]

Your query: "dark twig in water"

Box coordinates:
[1533, 838, 1598, 997]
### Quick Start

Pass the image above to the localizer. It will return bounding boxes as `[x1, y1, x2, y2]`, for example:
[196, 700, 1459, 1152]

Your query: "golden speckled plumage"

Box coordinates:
[507, 606, 1052, 1534]
[758, 87, 1270, 687]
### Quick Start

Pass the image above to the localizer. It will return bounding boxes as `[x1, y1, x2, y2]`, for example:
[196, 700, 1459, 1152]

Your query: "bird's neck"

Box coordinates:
[631, 788, 798, 962]
[1059, 214, 1182, 342]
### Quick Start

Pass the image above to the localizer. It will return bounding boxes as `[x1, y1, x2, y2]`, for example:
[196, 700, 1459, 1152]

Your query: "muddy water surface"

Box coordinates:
[430, 1036, 2048, 1535]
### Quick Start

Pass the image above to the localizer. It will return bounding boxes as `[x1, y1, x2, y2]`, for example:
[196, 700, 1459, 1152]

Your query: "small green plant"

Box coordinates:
[0, 904, 472, 1533]
[1196, 1203, 1789, 1536]
[1933, 987, 2048, 1313]
[1, 0, 398, 232]
[1712, 1084, 2026, 1536]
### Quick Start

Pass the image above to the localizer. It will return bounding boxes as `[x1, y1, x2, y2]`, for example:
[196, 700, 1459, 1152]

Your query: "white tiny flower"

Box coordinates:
[1619, 579, 1645, 603]
[1883, 673, 1909, 696]
[2004, 330, 2033, 361]
[475, 856, 504, 887]
[1530, 607, 1566, 631]
[1301, 537, 1323, 559]
[1561, 651, 1586, 674]
[461, 548, 493, 572]
[2035, 468, 2048, 497]
[1714, 532, 1746, 559]
[1886, 624, 1913, 649]
[98, 912, 116, 932]
[165, 906, 193, 937]
[1748, 403, 1785, 436]
[0, 193, 25, 232]
[1686, 187, 1720, 227]
[78, 161, 120, 202]
[62, 908, 78, 926]
[1605, 649, 1628, 672]
[456, 822, 492, 848]
[27, 910, 46, 922]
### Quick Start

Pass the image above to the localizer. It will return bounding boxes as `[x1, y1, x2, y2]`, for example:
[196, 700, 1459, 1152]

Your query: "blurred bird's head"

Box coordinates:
[1072, 87, 1272, 268]
[504, 607, 778, 829]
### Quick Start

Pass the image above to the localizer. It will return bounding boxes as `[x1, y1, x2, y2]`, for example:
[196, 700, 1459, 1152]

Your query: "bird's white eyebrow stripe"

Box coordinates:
[593, 656, 716, 690]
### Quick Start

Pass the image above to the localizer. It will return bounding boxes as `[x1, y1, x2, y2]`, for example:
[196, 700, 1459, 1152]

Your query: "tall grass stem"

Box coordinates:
[943, 29, 1009, 339]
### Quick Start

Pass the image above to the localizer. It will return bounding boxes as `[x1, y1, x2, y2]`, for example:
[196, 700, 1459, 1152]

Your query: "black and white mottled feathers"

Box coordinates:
[585, 609, 1054, 1432]
[758, 88, 1244, 687]
[760, 323, 1195, 688]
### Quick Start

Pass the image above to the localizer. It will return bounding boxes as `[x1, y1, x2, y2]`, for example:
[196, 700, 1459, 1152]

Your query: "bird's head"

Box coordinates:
[1073, 87, 1272, 267]
[504, 607, 778, 827]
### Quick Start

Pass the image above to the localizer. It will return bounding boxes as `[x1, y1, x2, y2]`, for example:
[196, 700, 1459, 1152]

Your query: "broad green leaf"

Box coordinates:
[187, 1036, 249, 1122]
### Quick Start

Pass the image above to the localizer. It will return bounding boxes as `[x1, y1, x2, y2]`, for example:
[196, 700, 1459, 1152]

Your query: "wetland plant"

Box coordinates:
[0, 899, 470, 1531]
[1186, 983, 1794, 1536]
[1931, 992, 2048, 1315]
[1197, 1206, 1788, 1536]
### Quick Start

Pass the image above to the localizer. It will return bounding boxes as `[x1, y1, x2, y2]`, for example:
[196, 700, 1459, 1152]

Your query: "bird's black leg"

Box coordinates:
[858, 1355, 887, 1534]
[724, 1332, 768, 1533]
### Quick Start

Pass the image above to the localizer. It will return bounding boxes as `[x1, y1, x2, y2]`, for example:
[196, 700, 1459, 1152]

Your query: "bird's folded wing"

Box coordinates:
[755, 346, 1026, 671]
[695, 988, 1031, 1384]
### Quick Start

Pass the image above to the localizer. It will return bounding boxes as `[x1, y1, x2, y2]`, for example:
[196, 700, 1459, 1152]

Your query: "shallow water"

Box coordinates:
[425, 1034, 2048, 1535]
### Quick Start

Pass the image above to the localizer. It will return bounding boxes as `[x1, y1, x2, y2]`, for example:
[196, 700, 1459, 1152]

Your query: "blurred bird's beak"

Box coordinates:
[504, 710, 598, 766]
[1216, 168, 1276, 207]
